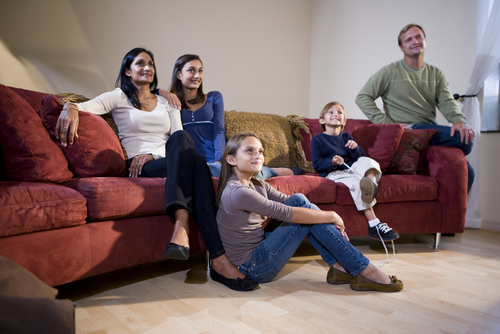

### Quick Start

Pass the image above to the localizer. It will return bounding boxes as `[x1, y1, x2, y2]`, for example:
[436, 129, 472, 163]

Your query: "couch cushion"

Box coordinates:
[0, 181, 87, 237]
[63, 177, 167, 221]
[40, 95, 127, 178]
[0, 85, 74, 182]
[299, 118, 323, 162]
[351, 124, 404, 173]
[334, 174, 438, 205]
[7, 86, 49, 115]
[0, 295, 75, 334]
[0, 255, 58, 299]
[225, 111, 301, 168]
[386, 129, 438, 175]
[266, 175, 336, 204]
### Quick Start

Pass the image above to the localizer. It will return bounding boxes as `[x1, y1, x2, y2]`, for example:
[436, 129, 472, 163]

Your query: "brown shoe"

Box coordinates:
[327, 266, 352, 285]
[350, 274, 403, 292]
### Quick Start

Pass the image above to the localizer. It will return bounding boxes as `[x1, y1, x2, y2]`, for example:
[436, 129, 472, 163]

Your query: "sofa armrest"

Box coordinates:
[419, 146, 468, 233]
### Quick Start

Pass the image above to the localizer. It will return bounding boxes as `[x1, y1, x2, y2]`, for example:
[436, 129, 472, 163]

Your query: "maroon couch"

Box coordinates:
[0, 85, 468, 287]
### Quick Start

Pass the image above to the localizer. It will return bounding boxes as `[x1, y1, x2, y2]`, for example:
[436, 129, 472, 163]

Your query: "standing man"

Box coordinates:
[355, 23, 475, 192]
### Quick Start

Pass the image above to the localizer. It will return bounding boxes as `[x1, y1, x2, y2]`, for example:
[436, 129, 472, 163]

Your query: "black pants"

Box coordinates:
[127, 130, 224, 259]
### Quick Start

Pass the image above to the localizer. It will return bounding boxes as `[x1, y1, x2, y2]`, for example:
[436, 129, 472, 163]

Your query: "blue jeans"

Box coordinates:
[238, 194, 369, 283]
[126, 130, 224, 259]
[207, 162, 278, 180]
[411, 123, 475, 192]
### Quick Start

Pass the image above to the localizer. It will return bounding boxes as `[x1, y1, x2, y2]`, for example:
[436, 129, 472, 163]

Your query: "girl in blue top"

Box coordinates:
[159, 54, 299, 179]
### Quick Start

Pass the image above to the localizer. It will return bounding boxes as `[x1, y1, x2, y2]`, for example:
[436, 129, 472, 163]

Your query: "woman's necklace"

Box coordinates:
[139, 94, 156, 106]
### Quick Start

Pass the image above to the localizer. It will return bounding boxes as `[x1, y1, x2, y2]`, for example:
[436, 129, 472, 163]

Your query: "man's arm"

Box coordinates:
[435, 72, 474, 144]
[355, 66, 395, 124]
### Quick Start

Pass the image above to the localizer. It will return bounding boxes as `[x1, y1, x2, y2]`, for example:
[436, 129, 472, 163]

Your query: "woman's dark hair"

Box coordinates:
[115, 47, 158, 109]
[169, 54, 205, 109]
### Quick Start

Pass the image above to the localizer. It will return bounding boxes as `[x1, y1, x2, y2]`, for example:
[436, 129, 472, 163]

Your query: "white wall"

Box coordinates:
[309, 0, 477, 122]
[0, 0, 312, 117]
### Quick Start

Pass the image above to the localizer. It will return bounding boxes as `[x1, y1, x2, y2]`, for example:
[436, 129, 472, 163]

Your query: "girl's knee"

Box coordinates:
[288, 193, 308, 205]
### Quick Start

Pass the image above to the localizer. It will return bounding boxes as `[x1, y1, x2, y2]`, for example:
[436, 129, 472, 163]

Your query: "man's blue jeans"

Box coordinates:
[238, 194, 369, 283]
[411, 123, 474, 192]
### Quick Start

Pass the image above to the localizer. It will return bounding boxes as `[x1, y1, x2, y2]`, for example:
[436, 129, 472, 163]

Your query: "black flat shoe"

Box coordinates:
[164, 242, 190, 260]
[210, 267, 259, 291]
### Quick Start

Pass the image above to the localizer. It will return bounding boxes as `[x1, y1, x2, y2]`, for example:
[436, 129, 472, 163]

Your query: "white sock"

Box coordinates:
[368, 218, 380, 228]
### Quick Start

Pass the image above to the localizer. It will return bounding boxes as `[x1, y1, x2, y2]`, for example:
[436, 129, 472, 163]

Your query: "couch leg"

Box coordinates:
[433, 233, 441, 250]
[206, 251, 211, 271]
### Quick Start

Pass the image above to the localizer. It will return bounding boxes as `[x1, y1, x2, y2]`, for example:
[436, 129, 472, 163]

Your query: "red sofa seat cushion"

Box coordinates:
[40, 95, 127, 178]
[0, 181, 87, 237]
[335, 174, 438, 205]
[0, 85, 73, 182]
[266, 175, 336, 204]
[63, 177, 167, 221]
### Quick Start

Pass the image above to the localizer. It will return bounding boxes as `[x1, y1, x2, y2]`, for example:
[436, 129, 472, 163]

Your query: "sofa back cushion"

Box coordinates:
[351, 124, 404, 173]
[386, 129, 438, 175]
[0, 84, 73, 182]
[40, 95, 126, 178]
[8, 86, 49, 115]
[225, 111, 305, 169]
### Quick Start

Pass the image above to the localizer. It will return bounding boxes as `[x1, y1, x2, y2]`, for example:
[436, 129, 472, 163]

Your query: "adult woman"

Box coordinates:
[216, 132, 403, 292]
[55, 48, 257, 291]
[159, 54, 299, 179]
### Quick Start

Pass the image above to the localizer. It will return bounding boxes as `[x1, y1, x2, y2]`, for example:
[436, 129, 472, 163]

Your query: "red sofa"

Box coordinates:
[0, 85, 468, 287]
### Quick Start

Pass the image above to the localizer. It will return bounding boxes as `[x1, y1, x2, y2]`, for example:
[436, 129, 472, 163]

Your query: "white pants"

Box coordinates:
[325, 157, 381, 211]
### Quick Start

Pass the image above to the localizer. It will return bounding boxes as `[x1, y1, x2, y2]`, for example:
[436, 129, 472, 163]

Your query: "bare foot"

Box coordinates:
[273, 168, 294, 176]
[211, 254, 245, 280]
[332, 262, 348, 273]
[170, 209, 190, 248]
[360, 263, 391, 284]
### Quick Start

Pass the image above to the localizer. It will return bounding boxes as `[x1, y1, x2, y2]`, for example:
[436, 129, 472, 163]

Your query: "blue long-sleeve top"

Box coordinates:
[181, 91, 226, 163]
[311, 132, 365, 177]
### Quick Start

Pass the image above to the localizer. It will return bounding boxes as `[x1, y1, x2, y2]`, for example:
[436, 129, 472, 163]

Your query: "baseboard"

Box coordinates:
[481, 221, 500, 232]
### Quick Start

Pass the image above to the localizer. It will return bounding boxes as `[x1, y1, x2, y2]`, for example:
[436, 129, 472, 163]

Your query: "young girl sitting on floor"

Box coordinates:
[215, 132, 403, 292]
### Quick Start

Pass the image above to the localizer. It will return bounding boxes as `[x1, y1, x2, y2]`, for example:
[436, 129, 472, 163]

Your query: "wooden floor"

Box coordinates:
[57, 229, 500, 334]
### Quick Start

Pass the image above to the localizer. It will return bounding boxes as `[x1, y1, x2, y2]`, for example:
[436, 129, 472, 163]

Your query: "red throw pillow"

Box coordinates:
[0, 85, 73, 182]
[40, 95, 126, 178]
[386, 129, 438, 175]
[351, 124, 404, 173]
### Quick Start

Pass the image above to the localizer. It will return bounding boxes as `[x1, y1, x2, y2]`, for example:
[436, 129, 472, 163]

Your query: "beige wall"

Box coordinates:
[0, 0, 312, 117]
[309, 0, 476, 121]
[1, 0, 499, 227]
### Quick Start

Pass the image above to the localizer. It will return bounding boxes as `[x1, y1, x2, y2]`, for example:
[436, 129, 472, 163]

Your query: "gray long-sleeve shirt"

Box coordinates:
[216, 175, 293, 266]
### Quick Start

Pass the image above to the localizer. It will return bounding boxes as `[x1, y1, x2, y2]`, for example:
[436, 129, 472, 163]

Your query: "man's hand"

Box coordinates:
[451, 122, 475, 145]
[331, 155, 344, 166]
[345, 140, 358, 149]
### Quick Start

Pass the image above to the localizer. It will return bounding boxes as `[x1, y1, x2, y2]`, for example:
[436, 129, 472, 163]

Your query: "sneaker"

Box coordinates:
[369, 222, 399, 241]
[359, 177, 378, 203]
